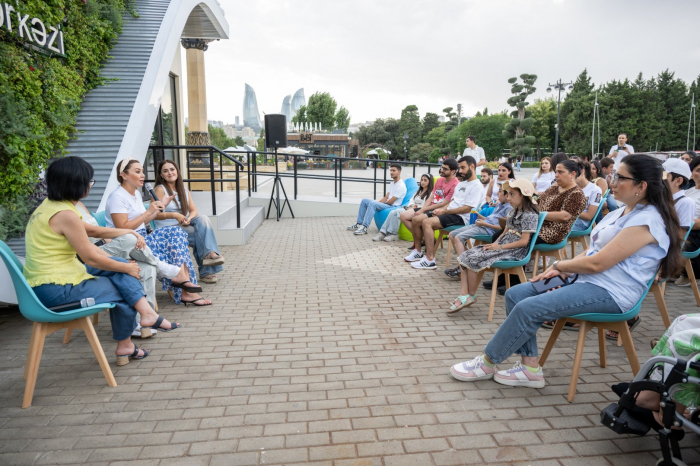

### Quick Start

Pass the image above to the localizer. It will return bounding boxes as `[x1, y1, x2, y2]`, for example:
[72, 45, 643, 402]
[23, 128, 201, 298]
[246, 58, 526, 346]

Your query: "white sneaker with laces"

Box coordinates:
[411, 258, 437, 270]
[354, 226, 368, 235]
[450, 356, 497, 381]
[493, 361, 545, 388]
[404, 249, 424, 262]
[346, 223, 361, 231]
[373, 233, 386, 242]
[382, 234, 398, 242]
[675, 275, 692, 287]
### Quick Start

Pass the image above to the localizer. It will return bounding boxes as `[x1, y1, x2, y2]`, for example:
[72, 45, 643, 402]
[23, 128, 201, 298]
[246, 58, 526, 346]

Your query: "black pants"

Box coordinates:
[682, 230, 700, 278]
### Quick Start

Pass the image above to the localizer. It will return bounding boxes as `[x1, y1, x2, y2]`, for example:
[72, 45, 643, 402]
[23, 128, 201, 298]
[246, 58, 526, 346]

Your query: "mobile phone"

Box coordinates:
[531, 275, 567, 294]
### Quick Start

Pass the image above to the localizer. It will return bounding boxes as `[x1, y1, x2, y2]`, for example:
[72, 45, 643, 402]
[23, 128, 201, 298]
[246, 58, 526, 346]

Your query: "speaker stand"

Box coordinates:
[266, 147, 295, 221]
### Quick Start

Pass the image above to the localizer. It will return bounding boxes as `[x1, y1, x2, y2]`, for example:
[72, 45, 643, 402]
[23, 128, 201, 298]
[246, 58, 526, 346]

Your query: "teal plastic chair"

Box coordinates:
[474, 212, 547, 322]
[373, 177, 419, 230]
[530, 214, 581, 279]
[539, 275, 655, 402]
[681, 226, 700, 307]
[566, 189, 610, 258]
[0, 240, 117, 408]
[91, 210, 107, 227]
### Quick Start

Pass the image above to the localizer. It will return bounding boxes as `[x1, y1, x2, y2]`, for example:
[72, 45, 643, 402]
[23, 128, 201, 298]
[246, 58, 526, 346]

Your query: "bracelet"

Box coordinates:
[142, 213, 147, 224]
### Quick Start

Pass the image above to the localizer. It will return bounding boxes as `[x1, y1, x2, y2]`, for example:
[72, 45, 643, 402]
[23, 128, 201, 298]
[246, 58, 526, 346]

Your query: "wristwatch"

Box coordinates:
[552, 260, 560, 270]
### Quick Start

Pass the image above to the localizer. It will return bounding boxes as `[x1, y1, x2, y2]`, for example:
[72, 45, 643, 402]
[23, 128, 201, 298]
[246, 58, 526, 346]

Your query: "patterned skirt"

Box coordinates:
[137, 227, 196, 304]
[457, 231, 529, 272]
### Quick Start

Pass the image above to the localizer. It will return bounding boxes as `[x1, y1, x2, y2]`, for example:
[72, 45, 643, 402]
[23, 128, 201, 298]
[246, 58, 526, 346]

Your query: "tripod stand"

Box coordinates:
[267, 147, 294, 221]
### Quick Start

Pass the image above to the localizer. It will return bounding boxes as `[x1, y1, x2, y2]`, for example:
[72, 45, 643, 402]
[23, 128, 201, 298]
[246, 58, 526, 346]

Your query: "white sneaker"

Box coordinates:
[493, 361, 545, 388]
[676, 275, 692, 287]
[347, 223, 361, 231]
[354, 226, 368, 235]
[450, 356, 497, 381]
[373, 233, 386, 242]
[411, 258, 437, 270]
[132, 324, 156, 337]
[404, 249, 424, 262]
[382, 234, 398, 242]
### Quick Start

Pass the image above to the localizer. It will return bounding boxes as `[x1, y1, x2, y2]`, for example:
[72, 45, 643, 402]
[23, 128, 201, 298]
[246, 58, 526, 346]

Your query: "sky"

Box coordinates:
[184, 0, 700, 126]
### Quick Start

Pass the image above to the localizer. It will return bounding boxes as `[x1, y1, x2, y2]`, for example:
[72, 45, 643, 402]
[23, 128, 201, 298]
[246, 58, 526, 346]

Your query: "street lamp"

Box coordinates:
[403, 133, 409, 161]
[547, 79, 574, 153]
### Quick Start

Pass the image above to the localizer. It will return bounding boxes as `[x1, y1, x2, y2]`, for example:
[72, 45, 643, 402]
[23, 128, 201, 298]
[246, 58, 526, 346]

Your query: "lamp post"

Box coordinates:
[403, 133, 408, 161]
[546, 79, 573, 153]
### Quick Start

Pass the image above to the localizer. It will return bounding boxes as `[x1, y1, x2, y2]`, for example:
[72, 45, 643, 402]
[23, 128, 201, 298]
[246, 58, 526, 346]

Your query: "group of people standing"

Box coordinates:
[23, 156, 226, 364]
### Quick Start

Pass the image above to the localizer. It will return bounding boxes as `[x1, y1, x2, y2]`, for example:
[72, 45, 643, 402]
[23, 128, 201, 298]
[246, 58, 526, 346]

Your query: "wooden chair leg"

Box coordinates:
[78, 317, 117, 388]
[23, 322, 47, 408]
[532, 251, 540, 279]
[651, 282, 671, 328]
[504, 272, 511, 289]
[24, 322, 40, 380]
[62, 329, 73, 344]
[597, 326, 607, 368]
[568, 320, 592, 403]
[570, 240, 576, 259]
[93, 313, 99, 325]
[445, 236, 452, 268]
[488, 269, 500, 322]
[686, 260, 700, 307]
[616, 321, 641, 375]
[581, 236, 588, 251]
[539, 318, 567, 367]
[516, 266, 527, 284]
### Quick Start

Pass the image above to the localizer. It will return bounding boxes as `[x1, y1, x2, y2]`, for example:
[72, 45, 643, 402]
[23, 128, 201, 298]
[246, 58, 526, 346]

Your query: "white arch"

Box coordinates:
[98, 0, 229, 210]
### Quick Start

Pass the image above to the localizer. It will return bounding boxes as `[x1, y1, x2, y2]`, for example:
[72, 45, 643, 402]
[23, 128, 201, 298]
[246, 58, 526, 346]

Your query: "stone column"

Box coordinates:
[182, 38, 213, 146]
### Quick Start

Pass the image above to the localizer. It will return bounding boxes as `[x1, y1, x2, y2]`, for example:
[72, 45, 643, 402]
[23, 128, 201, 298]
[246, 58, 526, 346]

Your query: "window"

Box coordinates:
[146, 74, 179, 181]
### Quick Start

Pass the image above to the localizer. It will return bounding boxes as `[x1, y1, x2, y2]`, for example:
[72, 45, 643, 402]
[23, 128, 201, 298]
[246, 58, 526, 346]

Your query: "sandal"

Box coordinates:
[444, 266, 461, 278]
[605, 317, 641, 341]
[141, 316, 182, 336]
[172, 280, 203, 293]
[447, 295, 476, 314]
[116, 345, 150, 366]
[650, 338, 659, 350]
[181, 297, 212, 307]
[203, 253, 225, 267]
[200, 275, 218, 284]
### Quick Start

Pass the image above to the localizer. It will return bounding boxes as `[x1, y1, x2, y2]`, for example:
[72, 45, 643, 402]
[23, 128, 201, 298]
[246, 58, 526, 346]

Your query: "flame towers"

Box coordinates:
[243, 83, 262, 132]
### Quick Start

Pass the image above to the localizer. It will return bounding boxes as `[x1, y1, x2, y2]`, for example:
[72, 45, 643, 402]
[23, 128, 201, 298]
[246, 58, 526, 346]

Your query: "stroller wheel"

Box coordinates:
[656, 457, 686, 466]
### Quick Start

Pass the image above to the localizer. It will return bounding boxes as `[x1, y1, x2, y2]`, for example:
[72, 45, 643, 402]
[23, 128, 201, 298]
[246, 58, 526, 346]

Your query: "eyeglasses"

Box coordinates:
[89, 179, 96, 187]
[611, 173, 640, 184]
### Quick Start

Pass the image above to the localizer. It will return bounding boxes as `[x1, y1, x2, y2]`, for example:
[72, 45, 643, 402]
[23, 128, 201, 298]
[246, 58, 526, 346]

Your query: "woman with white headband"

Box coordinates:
[105, 158, 213, 307]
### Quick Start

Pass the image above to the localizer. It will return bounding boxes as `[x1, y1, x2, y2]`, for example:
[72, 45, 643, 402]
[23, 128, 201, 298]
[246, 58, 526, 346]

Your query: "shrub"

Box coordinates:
[297, 162, 309, 169]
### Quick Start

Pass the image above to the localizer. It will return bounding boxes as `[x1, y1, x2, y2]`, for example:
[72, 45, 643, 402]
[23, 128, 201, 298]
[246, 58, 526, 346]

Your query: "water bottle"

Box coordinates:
[81, 298, 95, 308]
[470, 208, 477, 225]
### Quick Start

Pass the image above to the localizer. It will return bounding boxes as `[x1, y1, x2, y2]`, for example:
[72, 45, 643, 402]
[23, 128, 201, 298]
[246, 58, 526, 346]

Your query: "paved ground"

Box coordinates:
[1, 216, 699, 465]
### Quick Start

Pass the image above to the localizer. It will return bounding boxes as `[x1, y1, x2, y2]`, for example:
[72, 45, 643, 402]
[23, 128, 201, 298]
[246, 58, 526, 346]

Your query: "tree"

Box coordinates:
[440, 107, 459, 157]
[397, 104, 422, 152]
[528, 98, 557, 157]
[335, 106, 351, 132]
[408, 143, 434, 162]
[446, 113, 509, 161]
[422, 112, 440, 137]
[355, 118, 400, 153]
[558, 69, 596, 156]
[291, 105, 308, 126]
[306, 92, 337, 130]
[502, 73, 538, 159]
[657, 70, 691, 150]
[256, 128, 265, 153]
[234, 136, 246, 147]
[208, 124, 236, 149]
[423, 126, 445, 148]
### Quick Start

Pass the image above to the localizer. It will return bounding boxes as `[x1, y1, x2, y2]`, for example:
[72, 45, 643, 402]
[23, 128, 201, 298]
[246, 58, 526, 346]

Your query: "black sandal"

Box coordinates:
[181, 297, 212, 307]
[605, 317, 640, 341]
[172, 280, 202, 293]
[142, 316, 182, 333]
[116, 345, 150, 366]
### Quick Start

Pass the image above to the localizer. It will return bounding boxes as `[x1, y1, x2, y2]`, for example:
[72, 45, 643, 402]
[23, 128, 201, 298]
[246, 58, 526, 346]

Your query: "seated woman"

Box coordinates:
[75, 199, 194, 314]
[448, 179, 538, 312]
[374, 174, 433, 242]
[572, 160, 603, 231]
[486, 162, 514, 206]
[531, 156, 555, 195]
[106, 158, 212, 306]
[590, 159, 612, 223]
[24, 157, 181, 365]
[450, 155, 682, 388]
[154, 160, 225, 284]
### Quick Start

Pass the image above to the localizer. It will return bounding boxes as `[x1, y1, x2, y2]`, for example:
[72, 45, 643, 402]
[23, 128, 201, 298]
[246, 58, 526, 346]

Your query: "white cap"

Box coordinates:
[663, 158, 691, 180]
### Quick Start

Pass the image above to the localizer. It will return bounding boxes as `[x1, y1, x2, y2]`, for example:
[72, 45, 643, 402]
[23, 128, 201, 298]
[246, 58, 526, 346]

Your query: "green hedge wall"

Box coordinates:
[0, 0, 132, 202]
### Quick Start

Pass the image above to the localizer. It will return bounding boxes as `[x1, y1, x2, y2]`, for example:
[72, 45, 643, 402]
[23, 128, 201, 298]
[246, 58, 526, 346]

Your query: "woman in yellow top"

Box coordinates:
[24, 157, 181, 365]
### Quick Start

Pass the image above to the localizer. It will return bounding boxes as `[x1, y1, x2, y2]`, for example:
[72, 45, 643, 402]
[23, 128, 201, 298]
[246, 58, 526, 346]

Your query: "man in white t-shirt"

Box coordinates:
[609, 133, 634, 171]
[663, 158, 697, 286]
[463, 136, 486, 167]
[347, 164, 407, 235]
[406, 155, 485, 269]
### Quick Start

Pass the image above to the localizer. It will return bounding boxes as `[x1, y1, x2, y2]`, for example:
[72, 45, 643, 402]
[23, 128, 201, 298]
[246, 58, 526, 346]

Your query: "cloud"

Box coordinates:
[187, 0, 700, 125]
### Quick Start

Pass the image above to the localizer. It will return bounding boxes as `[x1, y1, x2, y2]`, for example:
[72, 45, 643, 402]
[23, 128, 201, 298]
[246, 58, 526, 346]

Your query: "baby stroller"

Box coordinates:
[601, 355, 700, 466]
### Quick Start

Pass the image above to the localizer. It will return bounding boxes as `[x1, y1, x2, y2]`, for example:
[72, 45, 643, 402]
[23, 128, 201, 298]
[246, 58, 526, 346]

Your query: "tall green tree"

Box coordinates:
[423, 126, 445, 148]
[355, 118, 400, 153]
[558, 69, 596, 155]
[446, 113, 509, 161]
[397, 104, 422, 153]
[657, 70, 691, 150]
[208, 124, 236, 149]
[502, 73, 538, 159]
[291, 105, 308, 126]
[408, 143, 434, 162]
[335, 106, 351, 132]
[306, 92, 338, 130]
[528, 98, 557, 157]
[422, 112, 440, 137]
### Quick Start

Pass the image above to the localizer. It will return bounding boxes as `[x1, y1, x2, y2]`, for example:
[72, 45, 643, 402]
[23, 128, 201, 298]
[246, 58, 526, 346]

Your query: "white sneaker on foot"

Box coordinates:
[354, 226, 368, 235]
[373, 233, 386, 242]
[450, 356, 496, 381]
[493, 361, 545, 388]
[404, 249, 424, 262]
[411, 258, 437, 270]
[346, 223, 361, 231]
[676, 275, 692, 287]
[382, 234, 398, 242]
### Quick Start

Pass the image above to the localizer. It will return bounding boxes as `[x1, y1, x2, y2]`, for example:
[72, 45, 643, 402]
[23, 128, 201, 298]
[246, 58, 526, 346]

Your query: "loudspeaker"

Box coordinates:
[265, 114, 287, 148]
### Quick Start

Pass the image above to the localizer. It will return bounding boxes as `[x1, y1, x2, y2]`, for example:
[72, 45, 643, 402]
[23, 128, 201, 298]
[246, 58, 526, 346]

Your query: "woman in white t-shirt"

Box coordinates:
[106, 158, 212, 307]
[532, 157, 555, 194]
[487, 162, 515, 205]
[572, 161, 602, 231]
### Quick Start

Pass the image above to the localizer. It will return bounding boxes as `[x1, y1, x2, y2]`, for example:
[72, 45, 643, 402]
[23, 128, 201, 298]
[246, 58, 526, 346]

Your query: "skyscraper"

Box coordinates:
[243, 83, 262, 132]
[291, 88, 305, 119]
[281, 95, 292, 123]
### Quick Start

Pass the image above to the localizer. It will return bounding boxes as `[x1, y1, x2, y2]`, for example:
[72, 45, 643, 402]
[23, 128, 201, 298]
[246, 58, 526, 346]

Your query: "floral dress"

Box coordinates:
[136, 226, 197, 304]
[458, 209, 539, 272]
[651, 314, 700, 408]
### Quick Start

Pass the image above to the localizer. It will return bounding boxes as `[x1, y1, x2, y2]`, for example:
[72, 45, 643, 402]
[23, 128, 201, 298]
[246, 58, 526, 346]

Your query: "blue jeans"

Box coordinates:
[572, 217, 591, 232]
[483, 282, 621, 363]
[32, 257, 144, 341]
[181, 215, 223, 278]
[357, 199, 393, 227]
[379, 208, 402, 235]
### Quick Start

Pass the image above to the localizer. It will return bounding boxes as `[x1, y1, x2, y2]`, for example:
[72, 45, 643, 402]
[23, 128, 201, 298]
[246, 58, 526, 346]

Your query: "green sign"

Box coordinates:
[1, 2, 65, 57]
